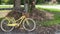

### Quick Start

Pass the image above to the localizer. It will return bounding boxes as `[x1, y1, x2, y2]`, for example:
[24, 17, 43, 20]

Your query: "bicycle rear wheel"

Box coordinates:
[23, 18, 36, 31]
[1, 18, 14, 32]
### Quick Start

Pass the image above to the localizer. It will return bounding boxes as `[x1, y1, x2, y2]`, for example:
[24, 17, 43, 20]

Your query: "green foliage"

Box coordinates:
[0, 0, 60, 5]
[1, 0, 13, 5]
[0, 0, 1, 4]
[7, 0, 13, 4]
[0, 0, 45, 5]
[1, 0, 9, 4]
[36, 0, 45, 4]
[57, 0, 60, 3]
[4, 0, 9, 3]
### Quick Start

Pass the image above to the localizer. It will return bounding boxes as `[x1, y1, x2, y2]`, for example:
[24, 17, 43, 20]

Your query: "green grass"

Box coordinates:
[37, 8, 60, 27]
[0, 5, 13, 8]
[0, 5, 24, 8]
[0, 10, 11, 12]
[37, 8, 60, 12]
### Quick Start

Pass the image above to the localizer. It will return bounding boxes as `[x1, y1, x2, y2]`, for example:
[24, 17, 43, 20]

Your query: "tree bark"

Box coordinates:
[24, 0, 29, 13]
[51, 0, 57, 4]
[30, 0, 36, 10]
[13, 0, 21, 12]
[28, 0, 36, 13]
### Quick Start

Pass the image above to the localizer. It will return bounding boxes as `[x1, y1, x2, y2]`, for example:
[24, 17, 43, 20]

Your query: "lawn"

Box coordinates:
[0, 5, 23, 8]
[36, 5, 60, 27]
[0, 5, 13, 8]
[0, 5, 60, 27]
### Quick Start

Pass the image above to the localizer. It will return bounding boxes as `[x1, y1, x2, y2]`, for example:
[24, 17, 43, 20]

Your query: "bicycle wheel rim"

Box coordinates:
[23, 18, 36, 31]
[1, 19, 14, 32]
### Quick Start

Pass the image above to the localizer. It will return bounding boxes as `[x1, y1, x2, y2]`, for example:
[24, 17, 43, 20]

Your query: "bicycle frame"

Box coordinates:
[7, 15, 26, 27]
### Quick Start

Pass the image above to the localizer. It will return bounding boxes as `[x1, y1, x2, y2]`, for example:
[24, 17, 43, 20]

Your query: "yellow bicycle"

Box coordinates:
[1, 13, 36, 32]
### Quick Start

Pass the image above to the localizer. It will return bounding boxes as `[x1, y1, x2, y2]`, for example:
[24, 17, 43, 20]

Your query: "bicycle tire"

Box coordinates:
[23, 18, 36, 31]
[1, 18, 14, 32]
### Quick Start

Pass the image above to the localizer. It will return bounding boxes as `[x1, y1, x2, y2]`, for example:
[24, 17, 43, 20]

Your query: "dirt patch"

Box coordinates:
[30, 9, 54, 21]
[0, 10, 11, 18]
[4, 8, 54, 21]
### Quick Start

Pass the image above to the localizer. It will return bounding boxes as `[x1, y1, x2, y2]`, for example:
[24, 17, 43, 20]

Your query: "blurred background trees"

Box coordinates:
[0, 0, 1, 4]
[0, 0, 13, 5]
[0, 0, 60, 5]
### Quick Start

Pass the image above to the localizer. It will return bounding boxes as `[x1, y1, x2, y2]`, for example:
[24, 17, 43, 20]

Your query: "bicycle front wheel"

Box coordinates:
[23, 18, 36, 31]
[1, 18, 14, 32]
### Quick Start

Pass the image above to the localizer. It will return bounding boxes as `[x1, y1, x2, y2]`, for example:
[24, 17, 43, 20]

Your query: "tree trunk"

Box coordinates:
[13, 0, 21, 12]
[24, 0, 29, 13]
[31, 0, 36, 10]
[51, 0, 57, 4]
[28, 0, 36, 13]
[24, 0, 36, 13]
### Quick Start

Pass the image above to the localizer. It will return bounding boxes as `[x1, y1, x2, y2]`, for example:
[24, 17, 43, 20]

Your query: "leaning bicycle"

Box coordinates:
[1, 13, 36, 32]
